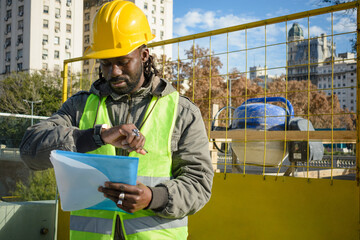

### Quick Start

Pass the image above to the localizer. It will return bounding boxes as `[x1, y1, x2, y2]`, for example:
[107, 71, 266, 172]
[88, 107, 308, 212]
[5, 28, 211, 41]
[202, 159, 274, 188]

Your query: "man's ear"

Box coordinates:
[141, 48, 150, 63]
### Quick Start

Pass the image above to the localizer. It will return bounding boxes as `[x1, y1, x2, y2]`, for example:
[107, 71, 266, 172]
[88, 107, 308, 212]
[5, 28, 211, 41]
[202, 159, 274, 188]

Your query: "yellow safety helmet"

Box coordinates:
[83, 0, 155, 59]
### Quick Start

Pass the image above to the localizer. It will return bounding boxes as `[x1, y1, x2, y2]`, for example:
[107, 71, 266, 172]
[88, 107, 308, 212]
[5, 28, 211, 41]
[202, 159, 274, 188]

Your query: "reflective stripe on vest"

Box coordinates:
[71, 92, 188, 240]
[70, 215, 113, 235]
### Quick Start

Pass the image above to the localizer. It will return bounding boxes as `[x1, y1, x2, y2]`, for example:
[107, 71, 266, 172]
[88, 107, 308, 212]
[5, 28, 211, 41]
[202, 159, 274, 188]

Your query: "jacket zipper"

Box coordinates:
[121, 94, 132, 156]
[125, 94, 132, 124]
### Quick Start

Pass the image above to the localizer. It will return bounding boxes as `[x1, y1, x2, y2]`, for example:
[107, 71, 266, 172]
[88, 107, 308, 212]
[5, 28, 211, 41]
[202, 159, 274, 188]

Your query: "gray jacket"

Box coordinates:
[20, 75, 214, 219]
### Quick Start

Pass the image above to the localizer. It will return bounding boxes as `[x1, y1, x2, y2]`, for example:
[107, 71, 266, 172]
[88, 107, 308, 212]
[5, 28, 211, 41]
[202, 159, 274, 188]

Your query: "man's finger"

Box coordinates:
[104, 182, 141, 194]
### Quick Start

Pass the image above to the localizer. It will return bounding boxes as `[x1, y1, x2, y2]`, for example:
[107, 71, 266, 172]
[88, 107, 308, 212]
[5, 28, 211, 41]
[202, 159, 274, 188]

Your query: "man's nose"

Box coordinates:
[111, 64, 123, 77]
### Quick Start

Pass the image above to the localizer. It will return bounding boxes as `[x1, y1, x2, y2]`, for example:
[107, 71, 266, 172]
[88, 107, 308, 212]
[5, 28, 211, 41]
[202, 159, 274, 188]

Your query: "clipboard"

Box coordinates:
[50, 150, 138, 212]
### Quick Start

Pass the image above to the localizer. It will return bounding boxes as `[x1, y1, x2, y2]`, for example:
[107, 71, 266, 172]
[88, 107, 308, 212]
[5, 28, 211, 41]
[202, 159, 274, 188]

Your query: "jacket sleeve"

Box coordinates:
[19, 93, 98, 170]
[155, 97, 214, 218]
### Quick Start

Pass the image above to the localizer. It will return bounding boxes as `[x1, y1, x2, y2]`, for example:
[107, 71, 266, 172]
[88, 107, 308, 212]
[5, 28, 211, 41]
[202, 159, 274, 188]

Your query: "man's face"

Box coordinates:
[99, 48, 149, 95]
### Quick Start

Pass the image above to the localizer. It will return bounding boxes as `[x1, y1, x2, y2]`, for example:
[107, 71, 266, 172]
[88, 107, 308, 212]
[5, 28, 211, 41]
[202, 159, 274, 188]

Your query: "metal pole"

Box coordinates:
[31, 102, 34, 125]
[23, 99, 42, 125]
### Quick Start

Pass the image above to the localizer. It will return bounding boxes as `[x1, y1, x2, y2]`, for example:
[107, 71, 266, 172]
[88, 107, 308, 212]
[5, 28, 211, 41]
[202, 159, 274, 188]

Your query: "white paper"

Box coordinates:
[50, 151, 109, 211]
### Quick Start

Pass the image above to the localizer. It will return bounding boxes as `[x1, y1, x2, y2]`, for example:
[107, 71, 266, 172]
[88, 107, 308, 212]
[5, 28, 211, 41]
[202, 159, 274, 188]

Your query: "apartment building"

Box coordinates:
[317, 52, 356, 112]
[82, 0, 173, 79]
[0, 0, 83, 76]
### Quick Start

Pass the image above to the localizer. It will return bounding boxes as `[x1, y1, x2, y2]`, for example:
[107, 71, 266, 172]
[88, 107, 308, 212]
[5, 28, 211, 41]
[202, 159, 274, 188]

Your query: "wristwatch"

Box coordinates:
[93, 124, 108, 146]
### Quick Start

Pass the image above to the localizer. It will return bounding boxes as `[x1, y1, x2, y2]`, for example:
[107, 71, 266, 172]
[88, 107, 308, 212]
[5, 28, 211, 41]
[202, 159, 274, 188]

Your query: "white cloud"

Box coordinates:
[333, 17, 356, 32]
[266, 8, 291, 18]
[173, 10, 260, 37]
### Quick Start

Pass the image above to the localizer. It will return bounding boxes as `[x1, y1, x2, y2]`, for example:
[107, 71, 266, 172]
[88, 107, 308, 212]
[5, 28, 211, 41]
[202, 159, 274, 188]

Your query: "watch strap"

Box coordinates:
[93, 124, 105, 146]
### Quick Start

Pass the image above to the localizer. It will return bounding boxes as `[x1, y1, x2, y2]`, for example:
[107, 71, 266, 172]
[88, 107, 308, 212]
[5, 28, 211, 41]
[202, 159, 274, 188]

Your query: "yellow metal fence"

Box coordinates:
[61, 2, 360, 239]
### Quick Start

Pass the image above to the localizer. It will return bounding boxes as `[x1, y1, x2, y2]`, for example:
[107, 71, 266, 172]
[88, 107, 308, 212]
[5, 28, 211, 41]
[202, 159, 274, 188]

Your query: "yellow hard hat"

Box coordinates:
[83, 0, 155, 59]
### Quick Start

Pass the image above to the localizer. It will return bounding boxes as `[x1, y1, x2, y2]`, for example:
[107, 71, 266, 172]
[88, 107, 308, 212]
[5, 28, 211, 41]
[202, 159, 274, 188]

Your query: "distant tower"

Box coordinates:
[288, 23, 304, 65]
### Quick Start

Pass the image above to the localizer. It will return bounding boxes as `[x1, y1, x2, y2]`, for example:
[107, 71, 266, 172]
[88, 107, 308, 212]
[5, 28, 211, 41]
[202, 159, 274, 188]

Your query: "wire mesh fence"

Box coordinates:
[61, 2, 359, 182]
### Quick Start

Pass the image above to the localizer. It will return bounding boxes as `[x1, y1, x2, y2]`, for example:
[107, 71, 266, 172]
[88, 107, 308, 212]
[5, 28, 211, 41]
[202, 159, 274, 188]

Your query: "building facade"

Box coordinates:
[0, 0, 83, 76]
[286, 23, 356, 112]
[287, 23, 336, 85]
[82, 0, 173, 80]
[317, 53, 356, 112]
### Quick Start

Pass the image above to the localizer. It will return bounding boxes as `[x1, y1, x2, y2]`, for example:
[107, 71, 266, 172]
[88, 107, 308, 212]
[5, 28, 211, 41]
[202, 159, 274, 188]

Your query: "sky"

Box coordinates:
[170, 0, 357, 76]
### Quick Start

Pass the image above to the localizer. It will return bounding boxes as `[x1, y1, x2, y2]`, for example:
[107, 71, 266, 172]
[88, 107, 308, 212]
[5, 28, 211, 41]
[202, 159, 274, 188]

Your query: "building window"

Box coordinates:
[17, 34, 23, 45]
[18, 6, 24, 16]
[5, 65, 10, 74]
[160, 6, 164, 13]
[55, 36, 60, 45]
[43, 19, 49, 28]
[6, 10, 12, 20]
[152, 29, 156, 35]
[17, 49, 23, 59]
[66, 24, 71, 33]
[5, 52, 11, 62]
[66, 38, 71, 49]
[84, 60, 89, 65]
[55, 8, 61, 18]
[160, 18, 164, 26]
[144, 3, 148, 9]
[85, 12, 90, 21]
[7, 0, 12, 6]
[66, 52, 71, 59]
[42, 63, 48, 70]
[5, 38, 11, 48]
[6, 24, 11, 34]
[160, 31, 164, 40]
[43, 34, 48, 45]
[152, 17, 156, 24]
[160, 0, 164, 3]
[84, 23, 90, 32]
[43, 5, 49, 14]
[18, 20, 24, 30]
[66, 0, 71, 6]
[66, 10, 71, 19]
[152, 5, 156, 13]
[54, 50, 60, 59]
[42, 49, 48, 60]
[55, 22, 60, 33]
[84, 35, 90, 44]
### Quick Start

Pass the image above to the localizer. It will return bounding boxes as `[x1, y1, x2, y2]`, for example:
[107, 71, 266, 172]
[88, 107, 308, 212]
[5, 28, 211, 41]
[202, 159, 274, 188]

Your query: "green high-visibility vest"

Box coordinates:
[70, 92, 188, 240]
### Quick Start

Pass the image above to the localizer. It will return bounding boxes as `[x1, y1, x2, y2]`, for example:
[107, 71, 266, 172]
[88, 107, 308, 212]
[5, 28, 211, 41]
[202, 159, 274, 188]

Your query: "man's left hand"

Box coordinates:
[98, 181, 152, 213]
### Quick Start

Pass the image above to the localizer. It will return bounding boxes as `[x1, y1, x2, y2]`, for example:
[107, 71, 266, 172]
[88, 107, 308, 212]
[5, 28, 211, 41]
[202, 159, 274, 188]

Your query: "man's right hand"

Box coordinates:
[101, 124, 147, 155]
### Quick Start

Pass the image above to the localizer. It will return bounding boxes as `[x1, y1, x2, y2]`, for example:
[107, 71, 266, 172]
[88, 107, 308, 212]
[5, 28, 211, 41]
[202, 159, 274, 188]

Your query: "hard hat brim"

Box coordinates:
[83, 35, 155, 59]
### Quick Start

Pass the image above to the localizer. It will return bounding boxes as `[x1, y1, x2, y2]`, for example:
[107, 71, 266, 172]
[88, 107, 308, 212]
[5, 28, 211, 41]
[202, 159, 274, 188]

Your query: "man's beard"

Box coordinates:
[109, 63, 143, 95]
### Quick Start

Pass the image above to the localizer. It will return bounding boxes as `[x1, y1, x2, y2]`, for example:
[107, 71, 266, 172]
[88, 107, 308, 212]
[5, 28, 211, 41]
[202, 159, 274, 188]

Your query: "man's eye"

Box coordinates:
[117, 60, 129, 66]
[101, 62, 111, 67]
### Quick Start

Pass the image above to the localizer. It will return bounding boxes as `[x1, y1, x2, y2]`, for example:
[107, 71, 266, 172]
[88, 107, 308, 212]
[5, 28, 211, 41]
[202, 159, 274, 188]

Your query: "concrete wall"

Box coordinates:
[0, 200, 56, 240]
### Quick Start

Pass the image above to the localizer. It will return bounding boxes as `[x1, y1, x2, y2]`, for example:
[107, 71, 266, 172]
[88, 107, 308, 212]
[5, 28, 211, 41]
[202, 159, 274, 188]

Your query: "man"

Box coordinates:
[19, 1, 213, 239]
